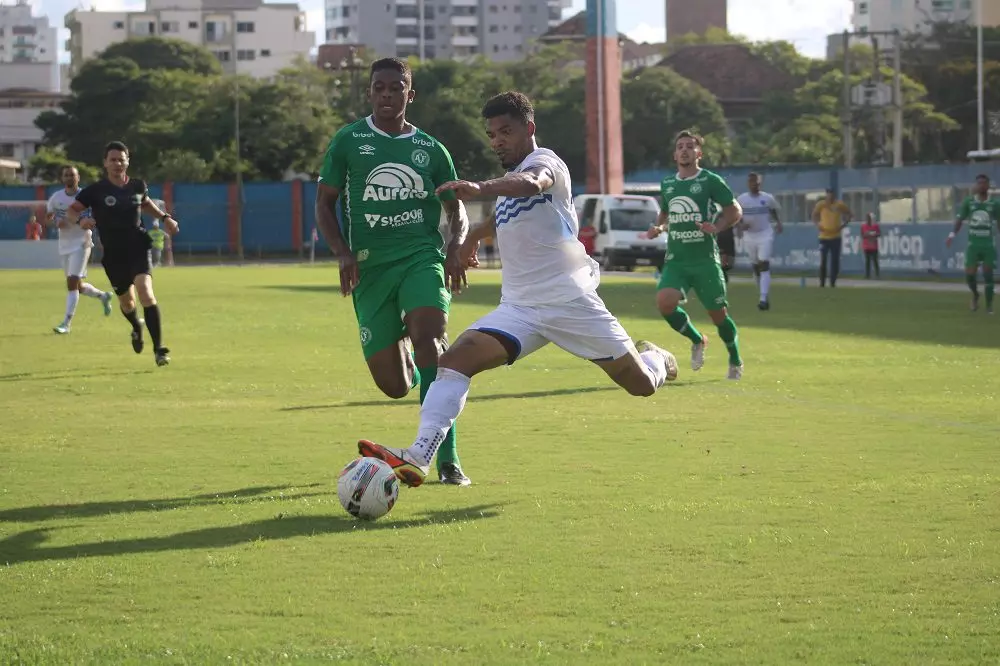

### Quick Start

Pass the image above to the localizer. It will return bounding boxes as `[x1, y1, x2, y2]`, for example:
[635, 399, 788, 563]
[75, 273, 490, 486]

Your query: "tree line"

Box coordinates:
[27, 25, 1000, 185]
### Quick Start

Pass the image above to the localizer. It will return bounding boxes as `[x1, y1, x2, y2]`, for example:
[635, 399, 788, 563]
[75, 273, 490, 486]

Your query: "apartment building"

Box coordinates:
[852, 0, 1000, 33]
[65, 0, 315, 79]
[324, 0, 571, 62]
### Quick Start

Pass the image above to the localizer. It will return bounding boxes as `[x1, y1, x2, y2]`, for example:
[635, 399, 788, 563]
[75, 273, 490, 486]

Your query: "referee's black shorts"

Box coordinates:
[716, 227, 736, 257]
[102, 245, 153, 296]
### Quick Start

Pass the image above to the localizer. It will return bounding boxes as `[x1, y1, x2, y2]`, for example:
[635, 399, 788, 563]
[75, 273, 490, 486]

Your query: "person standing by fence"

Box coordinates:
[861, 213, 881, 279]
[812, 189, 852, 287]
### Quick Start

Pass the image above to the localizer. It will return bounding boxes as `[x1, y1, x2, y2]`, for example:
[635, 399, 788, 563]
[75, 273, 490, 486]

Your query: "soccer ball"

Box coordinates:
[337, 457, 399, 520]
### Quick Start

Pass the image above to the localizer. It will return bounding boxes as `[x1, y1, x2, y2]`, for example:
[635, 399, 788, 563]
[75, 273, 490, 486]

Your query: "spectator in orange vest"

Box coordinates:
[26, 215, 43, 240]
[861, 213, 881, 279]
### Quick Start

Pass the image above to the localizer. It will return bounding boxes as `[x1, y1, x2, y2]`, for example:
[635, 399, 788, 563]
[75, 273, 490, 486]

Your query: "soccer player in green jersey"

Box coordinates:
[647, 130, 745, 380]
[947, 174, 1000, 314]
[315, 58, 472, 485]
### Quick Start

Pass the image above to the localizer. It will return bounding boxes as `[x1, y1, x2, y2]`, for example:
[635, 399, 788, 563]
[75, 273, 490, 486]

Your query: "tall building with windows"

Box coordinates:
[852, 0, 1000, 34]
[0, 0, 58, 67]
[65, 0, 315, 79]
[665, 0, 727, 40]
[324, 0, 571, 62]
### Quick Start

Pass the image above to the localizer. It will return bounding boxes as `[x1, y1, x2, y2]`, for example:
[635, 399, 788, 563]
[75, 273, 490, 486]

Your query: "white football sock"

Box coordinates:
[760, 270, 771, 300]
[407, 368, 471, 467]
[639, 350, 667, 389]
[80, 283, 104, 298]
[64, 291, 80, 322]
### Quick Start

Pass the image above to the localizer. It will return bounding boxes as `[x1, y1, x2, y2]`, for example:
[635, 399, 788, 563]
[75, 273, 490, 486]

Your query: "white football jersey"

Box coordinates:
[47, 188, 92, 255]
[494, 148, 599, 305]
[737, 191, 780, 234]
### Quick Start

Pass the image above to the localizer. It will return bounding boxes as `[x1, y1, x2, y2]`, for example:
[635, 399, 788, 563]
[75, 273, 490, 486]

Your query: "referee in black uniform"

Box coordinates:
[66, 141, 179, 366]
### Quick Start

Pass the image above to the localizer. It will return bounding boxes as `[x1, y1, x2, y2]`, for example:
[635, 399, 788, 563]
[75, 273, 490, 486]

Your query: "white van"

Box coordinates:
[574, 194, 665, 271]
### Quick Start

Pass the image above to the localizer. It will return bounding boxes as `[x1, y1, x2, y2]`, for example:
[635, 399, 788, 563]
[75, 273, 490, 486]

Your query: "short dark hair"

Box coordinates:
[976, 173, 990, 181]
[674, 130, 703, 147]
[482, 91, 535, 125]
[748, 171, 761, 179]
[61, 164, 78, 174]
[369, 57, 411, 86]
[104, 141, 128, 157]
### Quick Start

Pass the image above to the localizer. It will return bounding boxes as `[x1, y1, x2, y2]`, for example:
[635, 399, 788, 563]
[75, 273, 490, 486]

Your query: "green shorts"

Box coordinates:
[657, 261, 728, 311]
[352, 253, 450, 359]
[966, 245, 996, 269]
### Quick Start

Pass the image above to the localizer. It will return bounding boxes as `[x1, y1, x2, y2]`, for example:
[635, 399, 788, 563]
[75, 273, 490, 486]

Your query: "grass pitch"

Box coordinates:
[0, 266, 998, 665]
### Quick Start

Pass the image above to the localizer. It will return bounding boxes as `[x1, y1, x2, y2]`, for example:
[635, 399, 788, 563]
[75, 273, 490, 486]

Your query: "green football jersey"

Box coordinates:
[957, 196, 1000, 249]
[318, 116, 458, 269]
[660, 168, 736, 264]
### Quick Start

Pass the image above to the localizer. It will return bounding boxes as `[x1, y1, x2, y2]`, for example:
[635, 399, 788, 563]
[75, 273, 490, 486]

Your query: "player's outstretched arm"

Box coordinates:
[647, 211, 668, 238]
[141, 199, 179, 235]
[65, 201, 87, 228]
[436, 166, 554, 201]
[947, 199, 969, 247]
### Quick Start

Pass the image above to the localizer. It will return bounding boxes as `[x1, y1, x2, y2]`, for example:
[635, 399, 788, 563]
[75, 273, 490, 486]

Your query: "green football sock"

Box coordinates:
[664, 307, 704, 344]
[410, 365, 420, 391]
[985, 270, 995, 308]
[716, 316, 742, 366]
[419, 365, 459, 468]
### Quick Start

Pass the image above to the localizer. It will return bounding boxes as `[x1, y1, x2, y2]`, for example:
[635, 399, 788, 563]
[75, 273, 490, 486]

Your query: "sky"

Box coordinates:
[28, 0, 853, 64]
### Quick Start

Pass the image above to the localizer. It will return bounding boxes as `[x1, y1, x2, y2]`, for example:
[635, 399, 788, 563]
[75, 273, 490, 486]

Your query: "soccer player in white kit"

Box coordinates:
[46, 165, 113, 334]
[736, 173, 782, 310]
[358, 91, 679, 487]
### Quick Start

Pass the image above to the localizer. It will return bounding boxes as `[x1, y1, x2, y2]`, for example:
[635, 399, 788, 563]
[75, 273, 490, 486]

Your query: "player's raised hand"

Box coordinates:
[79, 217, 96, 230]
[338, 253, 360, 297]
[163, 217, 180, 236]
[436, 180, 482, 200]
[444, 243, 470, 294]
[645, 225, 664, 240]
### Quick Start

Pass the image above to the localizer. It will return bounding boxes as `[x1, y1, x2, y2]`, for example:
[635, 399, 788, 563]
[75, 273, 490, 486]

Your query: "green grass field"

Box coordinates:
[1, 266, 998, 665]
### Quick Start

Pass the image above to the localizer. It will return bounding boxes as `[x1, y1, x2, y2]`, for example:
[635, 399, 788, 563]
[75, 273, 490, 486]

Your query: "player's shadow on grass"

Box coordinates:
[280, 385, 618, 411]
[0, 484, 325, 523]
[0, 504, 504, 565]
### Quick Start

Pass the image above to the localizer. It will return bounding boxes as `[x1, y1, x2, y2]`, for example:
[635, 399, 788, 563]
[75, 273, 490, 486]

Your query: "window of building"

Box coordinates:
[931, 0, 954, 10]
[214, 50, 231, 62]
[205, 21, 227, 42]
[396, 24, 419, 38]
[0, 144, 15, 157]
[514, 24, 521, 32]
[261, 49, 271, 56]
[237, 49, 255, 60]
[489, 5, 497, 12]
[858, 2, 868, 15]
[161, 21, 178, 33]
[493, 44, 499, 52]
[113, 21, 124, 29]
[236, 21, 254, 33]
[188, 21, 198, 28]
[489, 24, 498, 33]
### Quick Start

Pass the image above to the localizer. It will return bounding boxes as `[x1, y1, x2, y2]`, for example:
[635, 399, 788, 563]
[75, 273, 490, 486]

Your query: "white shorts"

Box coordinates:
[743, 232, 774, 264]
[62, 247, 91, 278]
[470, 291, 634, 363]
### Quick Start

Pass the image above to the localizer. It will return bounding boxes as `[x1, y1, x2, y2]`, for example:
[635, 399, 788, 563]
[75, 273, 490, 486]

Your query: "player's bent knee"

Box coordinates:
[439, 330, 511, 377]
[656, 289, 681, 315]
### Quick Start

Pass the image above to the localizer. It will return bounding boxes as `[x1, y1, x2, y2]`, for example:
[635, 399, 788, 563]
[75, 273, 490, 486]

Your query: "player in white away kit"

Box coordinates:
[46, 165, 113, 333]
[736, 172, 782, 310]
[358, 91, 679, 487]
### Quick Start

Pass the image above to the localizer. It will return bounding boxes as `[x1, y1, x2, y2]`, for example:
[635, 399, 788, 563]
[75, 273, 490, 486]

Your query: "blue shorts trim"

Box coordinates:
[474, 327, 522, 365]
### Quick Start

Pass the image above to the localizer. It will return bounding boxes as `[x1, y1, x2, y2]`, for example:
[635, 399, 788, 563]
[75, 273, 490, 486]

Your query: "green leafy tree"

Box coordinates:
[27, 147, 101, 184]
[99, 37, 223, 76]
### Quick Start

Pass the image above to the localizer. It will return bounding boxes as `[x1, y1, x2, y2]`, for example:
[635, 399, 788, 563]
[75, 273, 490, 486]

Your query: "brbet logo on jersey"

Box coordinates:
[353, 132, 375, 138]
[362, 163, 428, 202]
[412, 137, 434, 148]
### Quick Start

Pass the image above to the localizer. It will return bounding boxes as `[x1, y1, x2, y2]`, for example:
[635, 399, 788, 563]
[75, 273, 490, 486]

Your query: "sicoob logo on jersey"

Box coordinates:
[969, 210, 993, 237]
